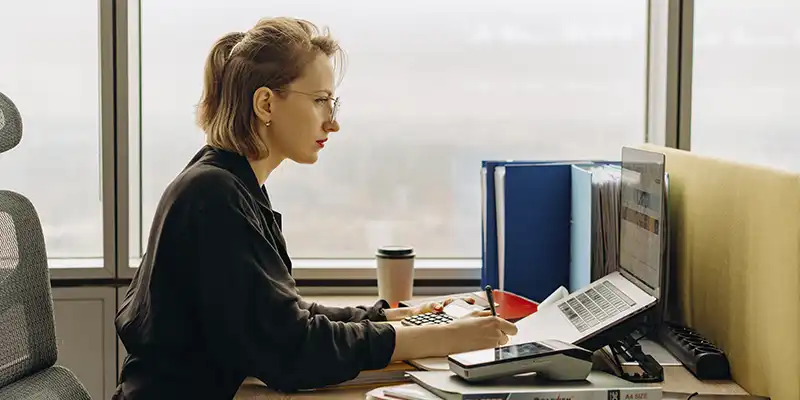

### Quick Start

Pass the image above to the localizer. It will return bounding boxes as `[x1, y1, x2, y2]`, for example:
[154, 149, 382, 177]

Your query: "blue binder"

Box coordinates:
[481, 159, 616, 302]
[481, 160, 564, 289]
[480, 160, 537, 289]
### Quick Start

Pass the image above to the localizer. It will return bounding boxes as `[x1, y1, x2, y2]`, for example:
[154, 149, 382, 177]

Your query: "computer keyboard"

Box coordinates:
[558, 281, 636, 332]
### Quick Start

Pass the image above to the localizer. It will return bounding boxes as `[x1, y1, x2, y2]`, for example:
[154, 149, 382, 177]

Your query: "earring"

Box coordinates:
[265, 121, 272, 127]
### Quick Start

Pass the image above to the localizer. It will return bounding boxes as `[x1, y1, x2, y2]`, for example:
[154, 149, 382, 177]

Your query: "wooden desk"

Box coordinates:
[234, 365, 748, 399]
[234, 296, 748, 399]
[236, 382, 385, 400]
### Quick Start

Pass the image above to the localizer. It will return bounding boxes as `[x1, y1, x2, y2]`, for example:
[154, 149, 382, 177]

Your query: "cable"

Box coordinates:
[686, 392, 699, 399]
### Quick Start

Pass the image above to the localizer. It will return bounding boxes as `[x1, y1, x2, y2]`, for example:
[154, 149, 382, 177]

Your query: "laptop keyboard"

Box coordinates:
[558, 281, 637, 332]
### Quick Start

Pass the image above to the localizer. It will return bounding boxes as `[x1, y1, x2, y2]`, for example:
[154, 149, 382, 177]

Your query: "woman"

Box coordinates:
[113, 17, 517, 399]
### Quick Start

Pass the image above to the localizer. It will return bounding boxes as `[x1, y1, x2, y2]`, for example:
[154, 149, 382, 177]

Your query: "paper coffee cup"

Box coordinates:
[376, 245, 415, 307]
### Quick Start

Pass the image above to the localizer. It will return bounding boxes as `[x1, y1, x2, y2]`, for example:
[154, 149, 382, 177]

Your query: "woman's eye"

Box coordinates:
[315, 98, 329, 104]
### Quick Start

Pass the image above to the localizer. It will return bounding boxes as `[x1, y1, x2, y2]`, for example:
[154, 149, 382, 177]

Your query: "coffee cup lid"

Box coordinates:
[376, 245, 415, 258]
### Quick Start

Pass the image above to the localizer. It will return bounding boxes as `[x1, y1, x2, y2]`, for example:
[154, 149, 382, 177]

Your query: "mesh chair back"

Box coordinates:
[0, 91, 59, 388]
[0, 192, 58, 388]
[0, 91, 22, 153]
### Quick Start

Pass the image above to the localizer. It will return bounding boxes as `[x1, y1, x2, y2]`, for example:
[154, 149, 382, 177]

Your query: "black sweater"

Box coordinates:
[113, 145, 396, 399]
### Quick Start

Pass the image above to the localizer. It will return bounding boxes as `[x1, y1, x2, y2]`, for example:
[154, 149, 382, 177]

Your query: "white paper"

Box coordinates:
[481, 167, 488, 263]
[494, 166, 506, 291]
[408, 357, 450, 371]
[538, 286, 569, 309]
[382, 383, 442, 400]
[443, 299, 481, 318]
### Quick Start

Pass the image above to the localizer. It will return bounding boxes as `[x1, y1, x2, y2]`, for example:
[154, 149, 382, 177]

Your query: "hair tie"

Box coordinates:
[228, 32, 247, 57]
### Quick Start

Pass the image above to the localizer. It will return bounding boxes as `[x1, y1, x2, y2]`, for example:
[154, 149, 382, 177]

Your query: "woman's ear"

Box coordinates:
[252, 87, 274, 124]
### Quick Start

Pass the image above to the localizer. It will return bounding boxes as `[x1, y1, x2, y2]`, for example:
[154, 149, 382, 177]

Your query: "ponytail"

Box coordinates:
[196, 32, 245, 130]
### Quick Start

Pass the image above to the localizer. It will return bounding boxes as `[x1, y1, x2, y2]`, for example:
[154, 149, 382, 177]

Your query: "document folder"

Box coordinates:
[570, 164, 594, 292]
[569, 164, 626, 291]
[481, 159, 616, 302]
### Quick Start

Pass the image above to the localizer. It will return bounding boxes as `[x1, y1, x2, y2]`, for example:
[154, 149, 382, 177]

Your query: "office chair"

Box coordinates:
[0, 91, 92, 399]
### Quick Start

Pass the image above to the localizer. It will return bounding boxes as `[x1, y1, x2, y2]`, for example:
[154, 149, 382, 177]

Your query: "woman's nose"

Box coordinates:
[324, 119, 340, 133]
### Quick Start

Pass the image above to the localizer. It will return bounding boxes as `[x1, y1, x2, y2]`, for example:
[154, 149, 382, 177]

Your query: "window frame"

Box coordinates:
[47, 0, 695, 293]
[42, 0, 117, 280]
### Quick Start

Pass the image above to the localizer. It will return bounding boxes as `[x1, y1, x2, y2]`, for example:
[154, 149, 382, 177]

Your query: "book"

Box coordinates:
[407, 370, 662, 400]
[374, 383, 444, 400]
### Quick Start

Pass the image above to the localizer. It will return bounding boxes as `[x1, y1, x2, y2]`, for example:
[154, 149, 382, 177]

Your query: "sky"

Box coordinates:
[1, 0, 798, 260]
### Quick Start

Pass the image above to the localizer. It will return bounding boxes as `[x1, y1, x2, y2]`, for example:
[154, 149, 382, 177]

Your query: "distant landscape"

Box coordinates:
[1, 0, 797, 260]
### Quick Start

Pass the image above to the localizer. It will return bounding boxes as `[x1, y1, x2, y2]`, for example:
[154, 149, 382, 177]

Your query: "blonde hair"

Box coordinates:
[196, 17, 343, 159]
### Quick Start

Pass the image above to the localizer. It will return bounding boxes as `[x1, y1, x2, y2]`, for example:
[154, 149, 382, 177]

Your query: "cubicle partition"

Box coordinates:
[640, 144, 800, 399]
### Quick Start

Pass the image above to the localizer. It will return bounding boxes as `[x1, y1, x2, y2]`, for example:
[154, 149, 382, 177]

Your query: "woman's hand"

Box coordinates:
[444, 313, 518, 353]
[390, 311, 518, 362]
[413, 296, 476, 315]
[384, 297, 477, 321]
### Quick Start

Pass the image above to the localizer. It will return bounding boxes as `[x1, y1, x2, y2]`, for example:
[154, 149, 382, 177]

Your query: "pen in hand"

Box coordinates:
[484, 285, 497, 317]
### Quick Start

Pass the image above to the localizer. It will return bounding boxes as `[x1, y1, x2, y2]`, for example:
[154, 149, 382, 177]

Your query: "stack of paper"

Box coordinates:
[367, 383, 441, 400]
[571, 164, 623, 289]
[591, 165, 622, 280]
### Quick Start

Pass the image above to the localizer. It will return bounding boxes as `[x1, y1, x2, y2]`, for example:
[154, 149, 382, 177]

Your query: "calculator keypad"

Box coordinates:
[401, 312, 456, 326]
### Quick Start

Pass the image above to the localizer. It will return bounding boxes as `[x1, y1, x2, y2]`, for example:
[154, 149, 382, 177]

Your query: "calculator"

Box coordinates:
[400, 299, 485, 326]
[401, 312, 456, 326]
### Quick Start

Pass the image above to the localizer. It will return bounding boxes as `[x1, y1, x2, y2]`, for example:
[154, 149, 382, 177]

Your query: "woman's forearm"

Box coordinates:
[390, 324, 452, 361]
[384, 307, 412, 321]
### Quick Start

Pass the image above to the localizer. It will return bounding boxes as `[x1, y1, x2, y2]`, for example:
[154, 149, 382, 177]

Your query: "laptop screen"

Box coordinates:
[618, 147, 666, 298]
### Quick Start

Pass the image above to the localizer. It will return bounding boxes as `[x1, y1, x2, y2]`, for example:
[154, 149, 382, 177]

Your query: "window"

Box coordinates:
[691, 0, 800, 172]
[0, 1, 103, 264]
[131, 0, 647, 262]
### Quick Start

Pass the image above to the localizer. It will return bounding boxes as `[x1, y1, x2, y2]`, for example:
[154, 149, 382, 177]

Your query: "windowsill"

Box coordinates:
[48, 258, 105, 269]
[46, 258, 482, 279]
[288, 258, 481, 281]
[46, 257, 480, 295]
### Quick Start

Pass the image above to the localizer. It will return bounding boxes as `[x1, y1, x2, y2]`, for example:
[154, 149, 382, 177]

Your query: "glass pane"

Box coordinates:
[691, 0, 800, 172]
[0, 1, 102, 259]
[136, 0, 646, 259]
[129, 0, 143, 262]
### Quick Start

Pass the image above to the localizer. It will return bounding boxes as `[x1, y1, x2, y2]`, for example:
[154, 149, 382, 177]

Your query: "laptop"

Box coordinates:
[511, 147, 667, 350]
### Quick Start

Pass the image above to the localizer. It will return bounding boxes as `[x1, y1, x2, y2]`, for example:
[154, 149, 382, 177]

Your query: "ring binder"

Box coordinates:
[480, 159, 618, 302]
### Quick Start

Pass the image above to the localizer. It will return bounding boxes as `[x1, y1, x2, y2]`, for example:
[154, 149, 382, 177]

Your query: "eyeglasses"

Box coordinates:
[273, 88, 340, 122]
